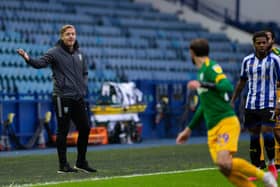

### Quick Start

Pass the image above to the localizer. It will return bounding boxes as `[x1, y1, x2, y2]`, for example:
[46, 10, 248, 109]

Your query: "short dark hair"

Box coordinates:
[252, 31, 268, 42]
[264, 28, 275, 40]
[189, 38, 209, 57]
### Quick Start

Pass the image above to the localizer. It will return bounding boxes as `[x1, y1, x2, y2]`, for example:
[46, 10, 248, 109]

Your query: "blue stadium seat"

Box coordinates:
[0, 0, 251, 93]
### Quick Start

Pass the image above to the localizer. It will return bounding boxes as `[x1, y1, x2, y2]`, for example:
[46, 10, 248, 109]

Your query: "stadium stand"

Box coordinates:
[0, 0, 251, 145]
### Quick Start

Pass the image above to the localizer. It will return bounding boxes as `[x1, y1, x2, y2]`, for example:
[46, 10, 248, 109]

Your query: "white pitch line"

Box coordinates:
[16, 167, 217, 187]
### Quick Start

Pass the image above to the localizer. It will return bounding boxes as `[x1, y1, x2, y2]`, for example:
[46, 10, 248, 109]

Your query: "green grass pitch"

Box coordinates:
[0, 141, 278, 186]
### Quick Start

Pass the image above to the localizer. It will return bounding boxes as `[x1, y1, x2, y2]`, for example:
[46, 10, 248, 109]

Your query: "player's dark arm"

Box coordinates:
[188, 105, 203, 130]
[276, 83, 280, 115]
[277, 81, 280, 88]
[230, 78, 247, 106]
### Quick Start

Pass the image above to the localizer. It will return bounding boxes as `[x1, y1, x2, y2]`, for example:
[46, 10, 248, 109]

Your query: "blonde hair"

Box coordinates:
[60, 24, 75, 38]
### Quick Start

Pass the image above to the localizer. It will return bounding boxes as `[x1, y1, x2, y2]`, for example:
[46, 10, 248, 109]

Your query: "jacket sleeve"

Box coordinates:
[188, 105, 203, 130]
[82, 55, 88, 89]
[26, 52, 54, 69]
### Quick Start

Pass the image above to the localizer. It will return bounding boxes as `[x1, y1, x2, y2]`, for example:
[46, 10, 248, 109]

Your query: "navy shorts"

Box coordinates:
[244, 108, 276, 128]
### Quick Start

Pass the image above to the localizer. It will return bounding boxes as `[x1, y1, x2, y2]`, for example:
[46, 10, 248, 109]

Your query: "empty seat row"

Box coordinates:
[197, 32, 230, 42]
[0, 31, 23, 42]
[0, 41, 50, 55]
[211, 51, 245, 63]
[0, 1, 65, 12]
[79, 36, 150, 48]
[0, 53, 28, 67]
[124, 70, 196, 81]
[105, 58, 195, 72]
[0, 67, 52, 81]
[1, 10, 95, 25]
[61, 0, 153, 11]
[129, 28, 202, 40]
[83, 47, 179, 60]
[88, 69, 118, 82]
[76, 4, 176, 21]
[235, 43, 253, 54]
[15, 79, 52, 94]
[118, 18, 201, 30]
[209, 42, 233, 52]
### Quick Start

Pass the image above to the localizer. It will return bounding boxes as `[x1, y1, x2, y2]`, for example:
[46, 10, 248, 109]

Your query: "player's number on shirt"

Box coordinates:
[270, 110, 276, 121]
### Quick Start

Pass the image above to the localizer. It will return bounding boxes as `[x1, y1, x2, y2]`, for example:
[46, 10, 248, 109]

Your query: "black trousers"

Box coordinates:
[52, 96, 90, 166]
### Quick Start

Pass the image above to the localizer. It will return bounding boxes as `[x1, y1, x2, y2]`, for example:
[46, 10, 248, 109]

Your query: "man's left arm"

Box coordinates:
[188, 74, 232, 92]
[200, 64, 233, 92]
[82, 54, 88, 88]
[274, 56, 280, 115]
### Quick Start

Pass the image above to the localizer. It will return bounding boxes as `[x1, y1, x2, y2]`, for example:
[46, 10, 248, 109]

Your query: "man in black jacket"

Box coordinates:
[17, 24, 96, 173]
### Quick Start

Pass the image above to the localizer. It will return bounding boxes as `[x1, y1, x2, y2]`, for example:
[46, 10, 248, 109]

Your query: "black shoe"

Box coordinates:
[57, 163, 78, 173]
[74, 161, 97, 173]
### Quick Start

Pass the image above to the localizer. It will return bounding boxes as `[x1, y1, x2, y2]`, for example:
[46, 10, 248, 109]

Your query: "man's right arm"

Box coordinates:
[230, 79, 247, 107]
[188, 105, 203, 130]
[17, 48, 53, 69]
[176, 105, 203, 144]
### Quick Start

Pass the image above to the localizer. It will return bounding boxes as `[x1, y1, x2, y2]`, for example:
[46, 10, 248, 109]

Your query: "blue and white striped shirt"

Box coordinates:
[240, 52, 280, 109]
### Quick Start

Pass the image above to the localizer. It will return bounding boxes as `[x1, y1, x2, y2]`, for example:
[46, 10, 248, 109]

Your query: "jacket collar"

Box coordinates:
[56, 39, 79, 54]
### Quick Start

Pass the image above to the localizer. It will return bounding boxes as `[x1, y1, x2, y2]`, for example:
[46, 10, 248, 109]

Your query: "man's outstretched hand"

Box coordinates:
[17, 48, 30, 61]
